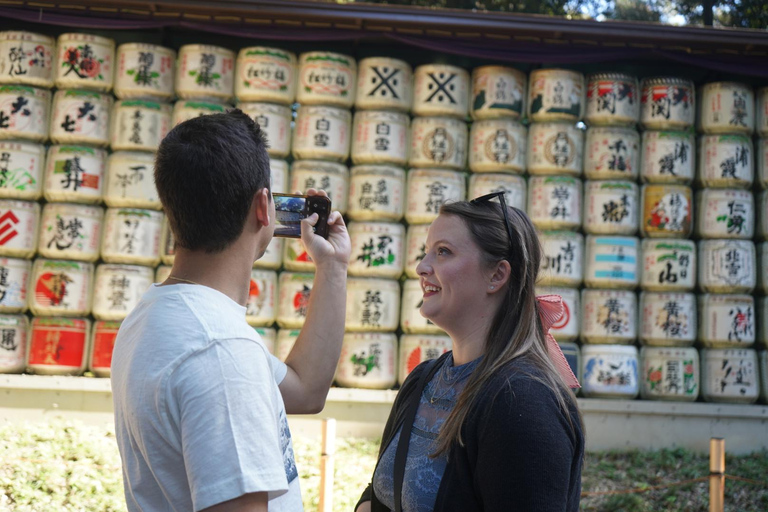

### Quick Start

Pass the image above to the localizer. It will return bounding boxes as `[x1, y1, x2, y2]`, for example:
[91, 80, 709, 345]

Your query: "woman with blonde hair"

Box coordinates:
[356, 193, 584, 512]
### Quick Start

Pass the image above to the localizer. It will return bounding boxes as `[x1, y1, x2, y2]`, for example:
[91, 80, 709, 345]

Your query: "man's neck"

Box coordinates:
[167, 240, 255, 306]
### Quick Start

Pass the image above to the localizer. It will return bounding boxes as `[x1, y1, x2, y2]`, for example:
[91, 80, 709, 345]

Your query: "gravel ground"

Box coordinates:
[1, 419, 766, 511]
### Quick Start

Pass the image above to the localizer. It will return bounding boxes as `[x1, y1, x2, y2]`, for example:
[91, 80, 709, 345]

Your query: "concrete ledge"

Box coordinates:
[1, 375, 766, 453]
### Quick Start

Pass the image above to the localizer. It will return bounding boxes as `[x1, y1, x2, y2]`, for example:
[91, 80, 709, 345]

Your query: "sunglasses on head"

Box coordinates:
[470, 192, 515, 255]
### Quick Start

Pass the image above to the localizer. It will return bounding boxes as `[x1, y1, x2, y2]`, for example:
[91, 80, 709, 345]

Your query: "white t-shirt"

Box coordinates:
[111, 283, 303, 512]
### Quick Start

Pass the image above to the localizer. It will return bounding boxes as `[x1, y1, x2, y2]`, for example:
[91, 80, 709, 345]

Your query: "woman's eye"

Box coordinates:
[437, 247, 450, 256]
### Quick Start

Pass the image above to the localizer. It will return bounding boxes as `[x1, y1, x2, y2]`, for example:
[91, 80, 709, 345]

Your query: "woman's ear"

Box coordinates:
[488, 259, 511, 294]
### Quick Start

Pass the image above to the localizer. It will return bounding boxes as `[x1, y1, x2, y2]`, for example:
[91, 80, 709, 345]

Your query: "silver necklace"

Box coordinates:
[429, 358, 475, 405]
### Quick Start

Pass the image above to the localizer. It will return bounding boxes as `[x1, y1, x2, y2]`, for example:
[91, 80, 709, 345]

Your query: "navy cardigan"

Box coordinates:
[356, 354, 584, 512]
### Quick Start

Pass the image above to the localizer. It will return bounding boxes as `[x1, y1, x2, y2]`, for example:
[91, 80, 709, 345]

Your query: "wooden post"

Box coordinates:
[709, 437, 725, 512]
[318, 418, 336, 512]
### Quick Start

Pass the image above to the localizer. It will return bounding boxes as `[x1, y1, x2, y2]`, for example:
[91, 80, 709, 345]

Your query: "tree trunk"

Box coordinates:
[703, 0, 714, 26]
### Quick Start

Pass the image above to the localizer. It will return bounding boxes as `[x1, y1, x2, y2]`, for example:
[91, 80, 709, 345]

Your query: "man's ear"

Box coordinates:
[254, 188, 271, 228]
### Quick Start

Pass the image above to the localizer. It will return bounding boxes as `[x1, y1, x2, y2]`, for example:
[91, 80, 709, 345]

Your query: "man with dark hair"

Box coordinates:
[111, 110, 350, 512]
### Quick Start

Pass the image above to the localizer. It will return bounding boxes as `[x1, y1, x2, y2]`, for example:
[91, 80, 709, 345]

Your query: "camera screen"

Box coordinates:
[274, 195, 307, 238]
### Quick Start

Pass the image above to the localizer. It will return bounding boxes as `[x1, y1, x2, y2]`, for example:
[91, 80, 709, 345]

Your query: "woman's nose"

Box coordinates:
[416, 253, 432, 276]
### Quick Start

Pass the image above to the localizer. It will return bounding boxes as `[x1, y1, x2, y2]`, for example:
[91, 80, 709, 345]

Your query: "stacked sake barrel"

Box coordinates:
[630, 77, 701, 401]
[0, 31, 56, 376]
[759, 88, 768, 404]
[228, 46, 300, 355]
[524, 69, 587, 392]
[693, 82, 761, 404]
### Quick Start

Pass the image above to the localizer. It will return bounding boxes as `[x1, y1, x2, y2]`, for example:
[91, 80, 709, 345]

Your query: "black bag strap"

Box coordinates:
[393, 354, 447, 512]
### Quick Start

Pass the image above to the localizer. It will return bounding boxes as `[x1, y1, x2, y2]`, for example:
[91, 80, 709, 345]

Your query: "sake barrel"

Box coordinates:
[701, 348, 759, 403]
[405, 224, 429, 278]
[0, 314, 28, 373]
[347, 165, 406, 222]
[584, 235, 640, 290]
[757, 87, 768, 138]
[114, 43, 175, 101]
[92, 264, 153, 321]
[101, 208, 163, 266]
[297, 52, 356, 108]
[0, 199, 39, 258]
[351, 110, 409, 167]
[345, 277, 400, 332]
[398, 334, 452, 385]
[400, 278, 443, 335]
[0, 141, 44, 200]
[584, 126, 640, 180]
[27, 317, 90, 375]
[640, 347, 699, 401]
[640, 77, 695, 131]
[527, 175, 582, 230]
[38, 203, 102, 262]
[275, 329, 298, 362]
[160, 217, 174, 266]
[50, 90, 111, 147]
[277, 272, 313, 329]
[640, 131, 695, 184]
[172, 100, 227, 126]
[235, 46, 297, 105]
[698, 294, 755, 348]
[695, 188, 754, 239]
[412, 64, 469, 119]
[469, 119, 527, 174]
[283, 238, 314, 273]
[245, 269, 277, 327]
[697, 134, 753, 189]
[240, 102, 292, 159]
[0, 31, 54, 88]
[55, 33, 114, 92]
[176, 44, 235, 102]
[585, 73, 639, 127]
[538, 230, 584, 288]
[468, 173, 526, 210]
[581, 344, 639, 399]
[155, 265, 171, 283]
[405, 169, 466, 225]
[270, 158, 288, 194]
[470, 65, 526, 121]
[0, 257, 30, 313]
[336, 332, 397, 389]
[528, 69, 585, 123]
[29, 259, 93, 316]
[348, 222, 405, 279]
[409, 117, 468, 170]
[640, 184, 693, 238]
[581, 289, 637, 344]
[292, 105, 351, 162]
[583, 180, 639, 235]
[104, 151, 160, 209]
[759, 138, 768, 189]
[254, 237, 283, 270]
[289, 160, 349, 214]
[639, 291, 696, 347]
[526, 122, 583, 177]
[760, 350, 767, 403]
[89, 320, 121, 377]
[559, 342, 582, 390]
[698, 239, 755, 293]
[0, 86, 50, 142]
[255, 326, 276, 355]
[698, 82, 754, 135]
[110, 100, 172, 152]
[535, 286, 580, 343]
[43, 145, 105, 204]
[355, 57, 412, 112]
[640, 239, 696, 292]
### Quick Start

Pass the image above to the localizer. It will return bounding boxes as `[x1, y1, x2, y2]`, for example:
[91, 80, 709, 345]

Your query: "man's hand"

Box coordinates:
[300, 188, 351, 270]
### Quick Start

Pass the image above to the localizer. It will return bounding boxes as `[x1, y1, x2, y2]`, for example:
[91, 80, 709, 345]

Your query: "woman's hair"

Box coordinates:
[432, 200, 583, 457]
